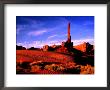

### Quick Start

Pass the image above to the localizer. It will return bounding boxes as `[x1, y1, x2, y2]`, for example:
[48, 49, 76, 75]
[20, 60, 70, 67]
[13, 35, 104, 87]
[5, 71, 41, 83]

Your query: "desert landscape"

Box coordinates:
[16, 20, 94, 74]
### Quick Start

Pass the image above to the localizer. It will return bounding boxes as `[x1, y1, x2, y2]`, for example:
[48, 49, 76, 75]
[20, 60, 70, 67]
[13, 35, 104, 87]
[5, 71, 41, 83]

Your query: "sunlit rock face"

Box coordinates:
[74, 42, 94, 53]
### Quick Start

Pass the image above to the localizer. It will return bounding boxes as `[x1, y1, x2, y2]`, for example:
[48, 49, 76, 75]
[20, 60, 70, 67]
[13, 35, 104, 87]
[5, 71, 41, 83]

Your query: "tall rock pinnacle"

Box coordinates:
[67, 22, 71, 43]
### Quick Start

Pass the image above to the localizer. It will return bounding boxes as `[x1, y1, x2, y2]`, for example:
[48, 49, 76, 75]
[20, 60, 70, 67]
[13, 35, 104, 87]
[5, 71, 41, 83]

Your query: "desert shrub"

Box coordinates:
[65, 62, 76, 68]
[45, 64, 65, 72]
[31, 65, 41, 72]
[52, 64, 64, 71]
[80, 64, 94, 74]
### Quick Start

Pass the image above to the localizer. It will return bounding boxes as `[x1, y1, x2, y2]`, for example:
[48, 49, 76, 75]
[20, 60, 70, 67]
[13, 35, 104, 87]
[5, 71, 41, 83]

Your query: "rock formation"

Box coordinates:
[56, 22, 73, 53]
[74, 42, 94, 54]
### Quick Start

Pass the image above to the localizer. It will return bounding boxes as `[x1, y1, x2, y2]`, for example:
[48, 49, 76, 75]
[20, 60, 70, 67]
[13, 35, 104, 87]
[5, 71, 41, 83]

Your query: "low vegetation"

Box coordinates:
[16, 50, 94, 74]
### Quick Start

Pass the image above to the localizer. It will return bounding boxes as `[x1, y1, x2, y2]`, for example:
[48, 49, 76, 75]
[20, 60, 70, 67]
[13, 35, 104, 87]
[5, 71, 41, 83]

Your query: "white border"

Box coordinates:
[5, 4, 107, 87]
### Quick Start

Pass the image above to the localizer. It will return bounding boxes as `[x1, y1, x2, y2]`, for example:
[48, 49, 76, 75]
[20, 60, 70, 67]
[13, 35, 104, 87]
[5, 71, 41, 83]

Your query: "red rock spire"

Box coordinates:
[68, 22, 70, 38]
[67, 22, 71, 43]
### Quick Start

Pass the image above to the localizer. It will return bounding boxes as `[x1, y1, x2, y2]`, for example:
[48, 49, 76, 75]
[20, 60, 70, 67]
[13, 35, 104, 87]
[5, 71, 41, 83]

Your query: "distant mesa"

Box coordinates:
[16, 45, 41, 50]
[27, 47, 41, 50]
[16, 45, 26, 50]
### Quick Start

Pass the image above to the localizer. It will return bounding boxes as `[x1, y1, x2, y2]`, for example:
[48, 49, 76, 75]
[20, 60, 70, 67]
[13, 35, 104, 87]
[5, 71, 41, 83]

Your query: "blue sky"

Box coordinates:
[16, 16, 94, 48]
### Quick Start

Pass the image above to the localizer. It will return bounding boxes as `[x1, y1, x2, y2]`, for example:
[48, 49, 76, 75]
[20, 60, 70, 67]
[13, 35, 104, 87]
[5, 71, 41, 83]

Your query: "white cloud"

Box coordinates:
[28, 30, 47, 36]
[47, 34, 67, 40]
[47, 40, 61, 45]
[16, 25, 28, 34]
[16, 19, 45, 35]
[47, 35, 58, 39]
[17, 40, 62, 48]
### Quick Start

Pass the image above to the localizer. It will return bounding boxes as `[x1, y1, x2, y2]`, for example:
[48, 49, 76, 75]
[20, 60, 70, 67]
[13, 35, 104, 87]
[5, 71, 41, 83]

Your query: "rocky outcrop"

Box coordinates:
[73, 42, 94, 53]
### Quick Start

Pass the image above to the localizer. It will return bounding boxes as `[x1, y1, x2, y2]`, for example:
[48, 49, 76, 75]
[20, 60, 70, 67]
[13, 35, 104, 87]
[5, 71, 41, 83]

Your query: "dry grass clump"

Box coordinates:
[31, 65, 41, 72]
[45, 64, 65, 72]
[79, 64, 94, 74]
